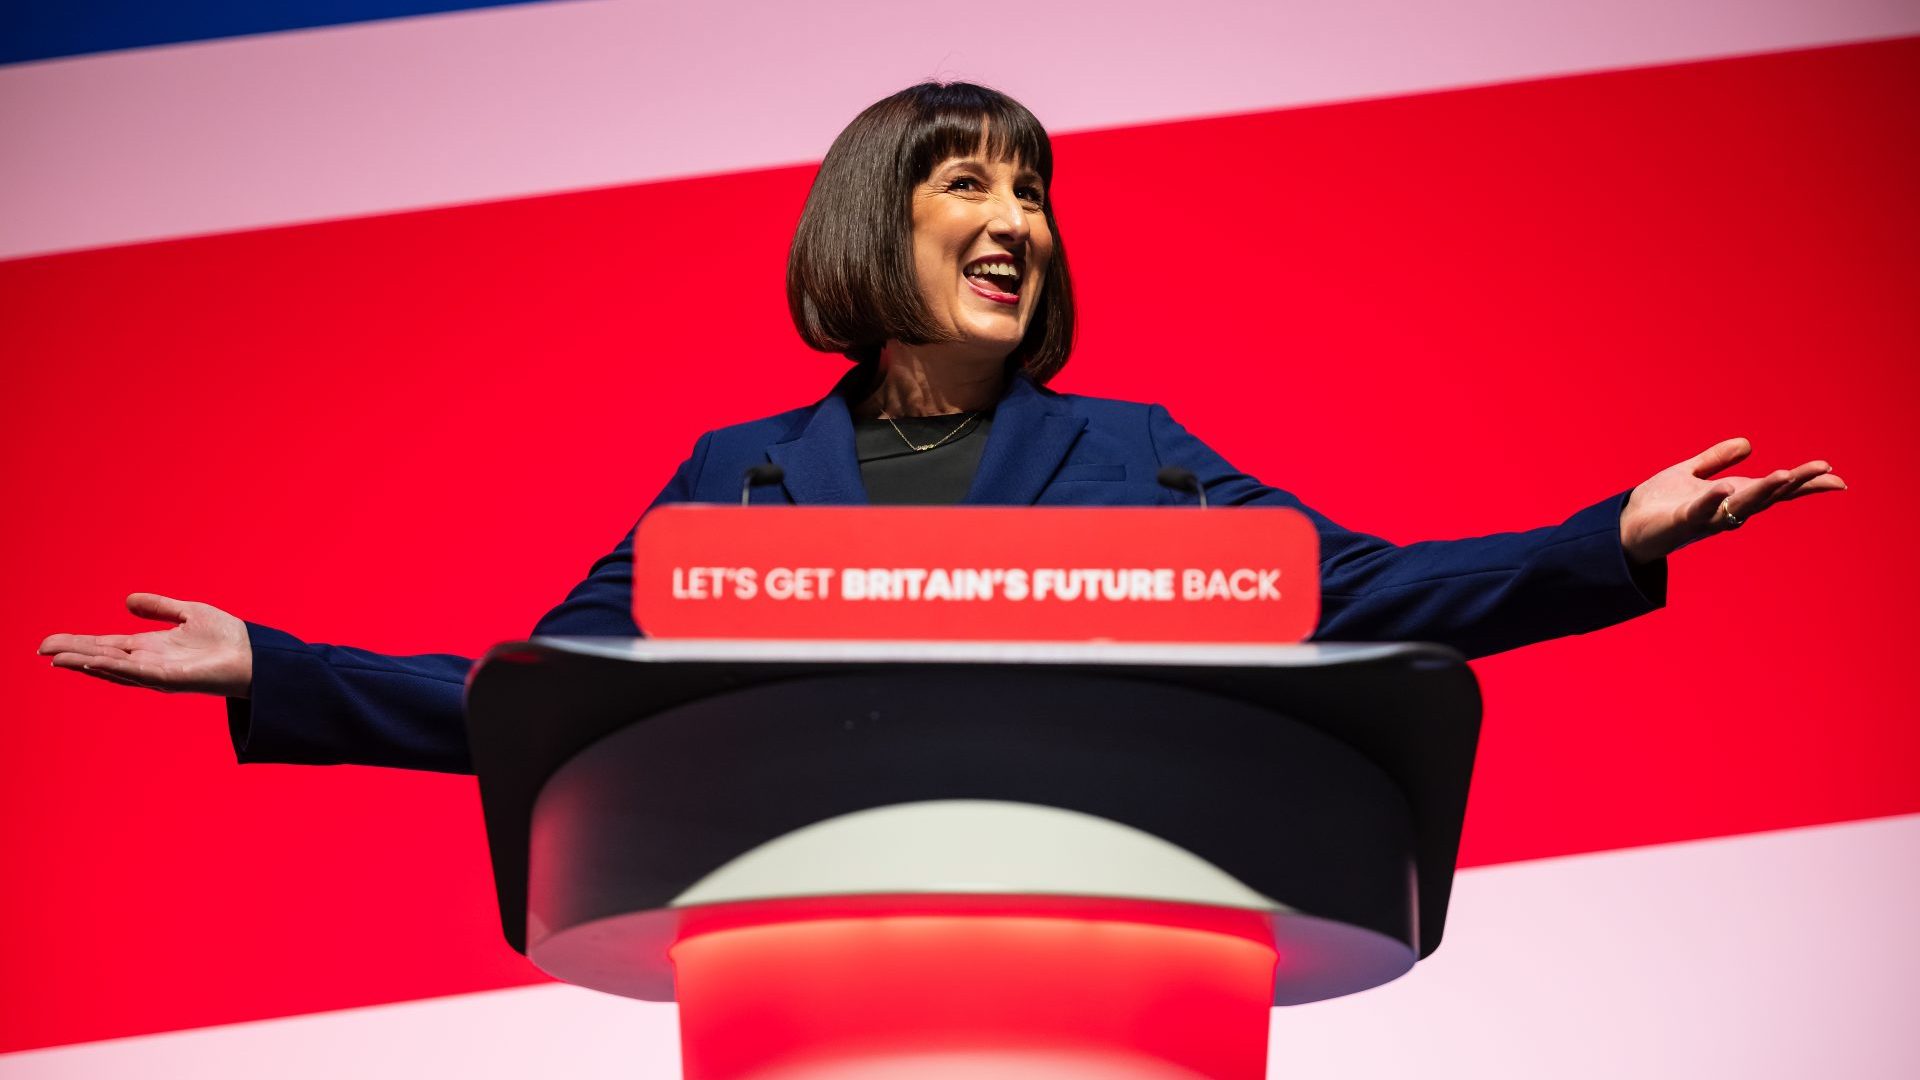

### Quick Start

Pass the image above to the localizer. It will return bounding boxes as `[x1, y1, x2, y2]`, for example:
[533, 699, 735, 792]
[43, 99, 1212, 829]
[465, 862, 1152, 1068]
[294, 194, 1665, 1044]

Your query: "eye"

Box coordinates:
[941, 174, 1044, 209]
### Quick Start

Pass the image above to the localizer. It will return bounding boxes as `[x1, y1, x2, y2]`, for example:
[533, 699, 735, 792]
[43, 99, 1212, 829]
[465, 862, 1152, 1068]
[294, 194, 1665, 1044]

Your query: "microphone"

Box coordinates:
[1156, 466, 1208, 510]
[741, 463, 785, 506]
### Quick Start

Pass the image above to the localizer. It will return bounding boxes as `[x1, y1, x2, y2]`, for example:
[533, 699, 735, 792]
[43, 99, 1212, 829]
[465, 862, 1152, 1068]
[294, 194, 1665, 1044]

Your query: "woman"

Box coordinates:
[37, 82, 1843, 773]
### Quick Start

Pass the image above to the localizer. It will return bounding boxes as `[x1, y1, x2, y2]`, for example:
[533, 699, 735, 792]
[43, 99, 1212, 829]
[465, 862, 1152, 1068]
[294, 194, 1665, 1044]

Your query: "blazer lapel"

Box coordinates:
[766, 383, 869, 505]
[964, 373, 1088, 505]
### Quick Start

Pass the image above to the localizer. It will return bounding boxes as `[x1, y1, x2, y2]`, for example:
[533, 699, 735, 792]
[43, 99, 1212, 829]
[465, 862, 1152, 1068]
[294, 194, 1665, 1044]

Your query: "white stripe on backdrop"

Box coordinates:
[2, 0, 1918, 260]
[3, 813, 1914, 1078]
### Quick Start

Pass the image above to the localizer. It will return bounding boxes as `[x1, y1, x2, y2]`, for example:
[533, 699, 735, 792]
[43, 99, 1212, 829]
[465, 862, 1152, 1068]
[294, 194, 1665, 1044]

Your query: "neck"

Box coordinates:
[856, 341, 1008, 419]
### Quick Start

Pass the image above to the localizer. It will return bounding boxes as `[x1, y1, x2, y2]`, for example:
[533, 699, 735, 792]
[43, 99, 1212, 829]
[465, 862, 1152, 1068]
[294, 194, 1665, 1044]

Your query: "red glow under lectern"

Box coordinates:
[673, 912, 1278, 1079]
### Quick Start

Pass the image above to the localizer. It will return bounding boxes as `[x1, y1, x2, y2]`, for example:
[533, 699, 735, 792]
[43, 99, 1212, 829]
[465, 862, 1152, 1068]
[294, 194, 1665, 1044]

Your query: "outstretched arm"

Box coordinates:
[38, 592, 478, 772]
[38, 434, 713, 773]
[1146, 407, 1845, 658]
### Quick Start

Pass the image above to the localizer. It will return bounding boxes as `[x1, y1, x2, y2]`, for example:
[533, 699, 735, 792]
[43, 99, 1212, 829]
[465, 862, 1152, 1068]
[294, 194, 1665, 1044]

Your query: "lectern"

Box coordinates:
[466, 636, 1480, 1079]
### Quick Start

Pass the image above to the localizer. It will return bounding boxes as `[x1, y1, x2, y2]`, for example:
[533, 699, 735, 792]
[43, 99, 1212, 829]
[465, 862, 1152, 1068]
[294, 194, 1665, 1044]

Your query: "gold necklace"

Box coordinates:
[885, 411, 982, 452]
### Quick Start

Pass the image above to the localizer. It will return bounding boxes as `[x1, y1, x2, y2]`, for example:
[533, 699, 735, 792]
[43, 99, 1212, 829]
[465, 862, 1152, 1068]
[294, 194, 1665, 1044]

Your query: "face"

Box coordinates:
[910, 151, 1053, 361]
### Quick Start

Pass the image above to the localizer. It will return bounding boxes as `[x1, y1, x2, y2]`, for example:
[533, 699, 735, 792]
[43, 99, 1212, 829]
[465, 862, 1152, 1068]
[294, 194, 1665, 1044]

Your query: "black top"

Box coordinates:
[854, 411, 994, 505]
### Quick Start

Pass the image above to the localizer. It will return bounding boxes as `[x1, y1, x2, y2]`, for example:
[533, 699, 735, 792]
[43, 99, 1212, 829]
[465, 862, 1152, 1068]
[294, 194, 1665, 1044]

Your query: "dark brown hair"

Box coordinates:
[786, 82, 1075, 384]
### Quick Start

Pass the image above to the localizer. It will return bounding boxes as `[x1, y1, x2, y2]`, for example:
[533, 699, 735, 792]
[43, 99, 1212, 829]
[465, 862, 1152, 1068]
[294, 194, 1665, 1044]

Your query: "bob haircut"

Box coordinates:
[787, 81, 1075, 385]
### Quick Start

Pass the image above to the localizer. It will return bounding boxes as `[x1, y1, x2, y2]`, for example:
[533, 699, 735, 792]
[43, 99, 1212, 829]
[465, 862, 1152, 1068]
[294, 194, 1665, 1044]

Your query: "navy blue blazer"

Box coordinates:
[232, 373, 1664, 773]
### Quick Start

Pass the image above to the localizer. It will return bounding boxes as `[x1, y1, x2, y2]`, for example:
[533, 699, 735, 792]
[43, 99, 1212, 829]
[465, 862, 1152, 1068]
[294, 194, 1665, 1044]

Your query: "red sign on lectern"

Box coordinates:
[631, 506, 1319, 642]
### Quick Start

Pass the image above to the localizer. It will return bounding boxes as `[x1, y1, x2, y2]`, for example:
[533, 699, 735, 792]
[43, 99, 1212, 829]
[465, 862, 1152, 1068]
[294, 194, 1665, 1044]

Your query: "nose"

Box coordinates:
[987, 192, 1031, 248]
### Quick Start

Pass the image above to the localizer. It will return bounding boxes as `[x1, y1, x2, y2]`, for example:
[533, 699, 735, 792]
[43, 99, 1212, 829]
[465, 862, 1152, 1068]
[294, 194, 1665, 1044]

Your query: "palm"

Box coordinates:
[40, 593, 251, 697]
[1620, 438, 1846, 564]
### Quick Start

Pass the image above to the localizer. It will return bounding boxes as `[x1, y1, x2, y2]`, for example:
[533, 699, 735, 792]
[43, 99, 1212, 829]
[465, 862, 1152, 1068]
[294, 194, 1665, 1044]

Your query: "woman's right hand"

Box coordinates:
[39, 593, 253, 698]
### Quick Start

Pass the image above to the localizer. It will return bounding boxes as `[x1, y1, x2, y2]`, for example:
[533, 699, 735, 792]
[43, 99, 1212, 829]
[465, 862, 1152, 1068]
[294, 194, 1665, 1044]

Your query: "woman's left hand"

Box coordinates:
[1620, 438, 1847, 565]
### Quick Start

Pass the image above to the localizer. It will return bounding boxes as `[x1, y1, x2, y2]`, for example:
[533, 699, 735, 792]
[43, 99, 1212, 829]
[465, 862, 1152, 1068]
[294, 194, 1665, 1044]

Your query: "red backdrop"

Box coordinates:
[2, 38, 1914, 1052]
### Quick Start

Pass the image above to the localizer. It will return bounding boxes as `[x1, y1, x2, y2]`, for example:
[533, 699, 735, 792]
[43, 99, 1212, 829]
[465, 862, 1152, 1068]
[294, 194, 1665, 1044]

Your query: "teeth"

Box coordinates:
[968, 262, 1018, 278]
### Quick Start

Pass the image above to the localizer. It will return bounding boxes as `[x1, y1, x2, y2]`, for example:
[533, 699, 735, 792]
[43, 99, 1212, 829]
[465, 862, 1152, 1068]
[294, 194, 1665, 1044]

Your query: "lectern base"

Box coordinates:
[469, 640, 1482, 1074]
[672, 911, 1278, 1080]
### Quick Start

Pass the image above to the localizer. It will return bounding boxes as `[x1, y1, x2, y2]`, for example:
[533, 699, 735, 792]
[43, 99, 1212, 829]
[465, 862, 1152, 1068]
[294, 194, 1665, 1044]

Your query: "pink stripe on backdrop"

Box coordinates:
[2, 815, 1913, 1077]
[3, 0, 1919, 259]
[1275, 814, 1920, 1078]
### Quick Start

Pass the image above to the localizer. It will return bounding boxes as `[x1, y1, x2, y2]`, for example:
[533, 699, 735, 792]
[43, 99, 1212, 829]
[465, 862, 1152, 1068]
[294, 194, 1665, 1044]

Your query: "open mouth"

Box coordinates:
[963, 254, 1024, 303]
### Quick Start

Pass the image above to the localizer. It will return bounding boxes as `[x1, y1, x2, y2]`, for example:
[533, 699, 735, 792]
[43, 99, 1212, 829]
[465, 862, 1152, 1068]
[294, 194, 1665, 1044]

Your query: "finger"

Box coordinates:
[1776, 473, 1848, 501]
[37, 635, 134, 659]
[50, 652, 162, 689]
[1767, 462, 1835, 504]
[1685, 480, 1738, 530]
[126, 592, 190, 624]
[1727, 469, 1795, 519]
[1689, 437, 1753, 479]
[38, 632, 90, 655]
[78, 665, 146, 689]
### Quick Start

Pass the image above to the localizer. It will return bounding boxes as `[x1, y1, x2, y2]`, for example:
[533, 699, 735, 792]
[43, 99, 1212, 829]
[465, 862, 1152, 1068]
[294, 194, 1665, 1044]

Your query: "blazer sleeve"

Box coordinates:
[225, 433, 714, 773]
[1147, 405, 1667, 659]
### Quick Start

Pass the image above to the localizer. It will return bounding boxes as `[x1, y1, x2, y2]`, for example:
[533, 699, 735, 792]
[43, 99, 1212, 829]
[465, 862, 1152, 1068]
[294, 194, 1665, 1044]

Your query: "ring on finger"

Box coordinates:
[1718, 497, 1745, 529]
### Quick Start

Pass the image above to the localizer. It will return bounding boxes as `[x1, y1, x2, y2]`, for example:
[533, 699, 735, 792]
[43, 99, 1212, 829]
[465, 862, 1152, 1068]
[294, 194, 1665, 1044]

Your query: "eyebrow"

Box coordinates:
[936, 158, 1045, 186]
